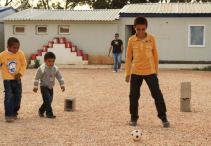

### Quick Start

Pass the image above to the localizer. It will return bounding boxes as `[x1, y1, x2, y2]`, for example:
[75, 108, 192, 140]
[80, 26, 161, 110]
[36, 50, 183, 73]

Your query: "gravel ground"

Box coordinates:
[0, 69, 210, 146]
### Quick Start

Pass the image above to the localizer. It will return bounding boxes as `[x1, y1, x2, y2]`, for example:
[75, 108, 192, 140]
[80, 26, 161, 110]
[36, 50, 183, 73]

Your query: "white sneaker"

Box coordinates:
[113, 70, 117, 73]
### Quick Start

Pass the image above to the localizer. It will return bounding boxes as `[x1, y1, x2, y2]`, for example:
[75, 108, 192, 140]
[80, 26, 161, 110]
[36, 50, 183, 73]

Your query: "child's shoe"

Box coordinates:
[162, 118, 170, 128]
[129, 120, 137, 126]
[46, 114, 56, 119]
[13, 113, 19, 120]
[13, 115, 18, 120]
[38, 110, 44, 117]
[5, 116, 15, 122]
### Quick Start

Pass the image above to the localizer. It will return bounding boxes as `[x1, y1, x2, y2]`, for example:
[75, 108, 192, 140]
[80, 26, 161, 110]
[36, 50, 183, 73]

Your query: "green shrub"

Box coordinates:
[34, 59, 40, 69]
[193, 66, 211, 71]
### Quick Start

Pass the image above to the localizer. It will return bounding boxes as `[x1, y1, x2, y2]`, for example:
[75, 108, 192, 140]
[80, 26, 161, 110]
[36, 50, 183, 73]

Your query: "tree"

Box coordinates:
[4, 0, 13, 6]
[2, 0, 210, 11]
[91, 0, 111, 9]
[33, 0, 51, 9]
[110, 0, 128, 8]
[52, 2, 63, 9]
[64, 0, 91, 10]
[34, 0, 45, 9]
[33, 0, 89, 10]
[41, 0, 50, 9]
[129, 0, 148, 3]
[16, 0, 31, 10]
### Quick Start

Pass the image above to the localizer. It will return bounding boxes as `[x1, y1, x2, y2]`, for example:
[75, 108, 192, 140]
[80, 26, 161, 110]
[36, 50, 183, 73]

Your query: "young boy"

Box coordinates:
[125, 16, 170, 128]
[33, 52, 65, 119]
[0, 37, 27, 122]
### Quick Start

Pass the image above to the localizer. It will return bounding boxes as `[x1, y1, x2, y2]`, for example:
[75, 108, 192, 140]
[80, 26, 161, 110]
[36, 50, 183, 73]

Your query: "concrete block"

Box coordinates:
[181, 82, 191, 99]
[64, 97, 76, 111]
[180, 98, 191, 112]
[180, 82, 191, 112]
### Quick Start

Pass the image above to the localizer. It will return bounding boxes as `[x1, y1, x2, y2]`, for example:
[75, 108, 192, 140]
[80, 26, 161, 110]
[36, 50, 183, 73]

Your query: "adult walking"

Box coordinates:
[108, 33, 123, 73]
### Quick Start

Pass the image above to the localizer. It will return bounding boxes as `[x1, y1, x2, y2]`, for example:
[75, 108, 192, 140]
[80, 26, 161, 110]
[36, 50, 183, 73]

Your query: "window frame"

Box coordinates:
[58, 25, 70, 35]
[36, 25, 48, 35]
[13, 25, 25, 35]
[188, 24, 206, 48]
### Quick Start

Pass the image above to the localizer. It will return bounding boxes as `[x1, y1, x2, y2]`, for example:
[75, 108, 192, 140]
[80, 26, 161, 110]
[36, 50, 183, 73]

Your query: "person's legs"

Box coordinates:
[40, 87, 55, 118]
[112, 53, 118, 72]
[3, 80, 15, 122]
[12, 80, 22, 117]
[49, 88, 54, 113]
[129, 74, 143, 124]
[117, 53, 122, 70]
[39, 87, 46, 117]
[144, 74, 169, 126]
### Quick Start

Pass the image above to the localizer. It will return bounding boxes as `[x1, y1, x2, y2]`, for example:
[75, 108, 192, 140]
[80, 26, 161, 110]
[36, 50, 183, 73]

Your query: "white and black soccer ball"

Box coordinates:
[131, 129, 142, 141]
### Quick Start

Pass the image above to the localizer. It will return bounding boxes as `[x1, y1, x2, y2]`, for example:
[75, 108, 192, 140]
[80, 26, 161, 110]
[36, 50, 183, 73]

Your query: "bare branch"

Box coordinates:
[5, 0, 13, 6]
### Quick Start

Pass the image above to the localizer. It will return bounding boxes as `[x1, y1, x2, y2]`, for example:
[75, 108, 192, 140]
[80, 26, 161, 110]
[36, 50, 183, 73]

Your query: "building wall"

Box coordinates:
[0, 23, 4, 52]
[119, 17, 211, 62]
[4, 21, 118, 60]
[0, 9, 16, 51]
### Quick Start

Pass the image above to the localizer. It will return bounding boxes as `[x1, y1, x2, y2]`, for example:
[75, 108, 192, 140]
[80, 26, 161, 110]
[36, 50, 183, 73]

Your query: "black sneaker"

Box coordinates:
[46, 114, 56, 119]
[38, 110, 45, 117]
[13, 115, 18, 120]
[162, 118, 170, 128]
[129, 120, 137, 126]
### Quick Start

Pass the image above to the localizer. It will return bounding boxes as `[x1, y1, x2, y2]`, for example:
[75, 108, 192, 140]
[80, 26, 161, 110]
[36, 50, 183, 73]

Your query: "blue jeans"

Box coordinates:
[113, 53, 122, 72]
[4, 80, 22, 117]
[39, 86, 54, 116]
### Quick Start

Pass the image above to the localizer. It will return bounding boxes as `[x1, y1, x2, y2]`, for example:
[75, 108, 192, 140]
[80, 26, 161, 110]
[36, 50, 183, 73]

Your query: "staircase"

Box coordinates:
[30, 37, 88, 66]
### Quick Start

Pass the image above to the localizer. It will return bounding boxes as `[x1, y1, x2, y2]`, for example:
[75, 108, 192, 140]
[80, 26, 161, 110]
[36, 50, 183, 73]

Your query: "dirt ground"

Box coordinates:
[0, 69, 210, 146]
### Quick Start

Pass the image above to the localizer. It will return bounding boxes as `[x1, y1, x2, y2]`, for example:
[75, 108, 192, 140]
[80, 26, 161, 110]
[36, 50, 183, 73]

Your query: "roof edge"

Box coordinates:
[120, 13, 211, 17]
[0, 7, 16, 13]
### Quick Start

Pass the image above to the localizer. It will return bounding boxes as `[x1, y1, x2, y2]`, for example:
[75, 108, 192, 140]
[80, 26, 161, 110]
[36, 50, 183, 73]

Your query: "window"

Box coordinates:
[13, 26, 25, 34]
[36, 25, 47, 34]
[58, 25, 70, 34]
[188, 25, 205, 47]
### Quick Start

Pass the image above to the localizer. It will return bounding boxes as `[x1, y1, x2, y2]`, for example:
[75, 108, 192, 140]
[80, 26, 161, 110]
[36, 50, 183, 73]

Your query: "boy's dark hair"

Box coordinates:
[115, 33, 119, 36]
[134, 16, 148, 27]
[44, 52, 56, 60]
[7, 37, 20, 47]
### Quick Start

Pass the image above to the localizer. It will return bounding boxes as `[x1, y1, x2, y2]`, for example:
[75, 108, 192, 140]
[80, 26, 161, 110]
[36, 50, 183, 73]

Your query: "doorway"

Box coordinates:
[123, 25, 135, 61]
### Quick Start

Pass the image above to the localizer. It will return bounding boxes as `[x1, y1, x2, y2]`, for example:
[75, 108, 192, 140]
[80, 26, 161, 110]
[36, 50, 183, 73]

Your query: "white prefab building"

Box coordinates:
[3, 3, 211, 65]
[0, 7, 16, 51]
[3, 9, 120, 64]
[119, 3, 211, 63]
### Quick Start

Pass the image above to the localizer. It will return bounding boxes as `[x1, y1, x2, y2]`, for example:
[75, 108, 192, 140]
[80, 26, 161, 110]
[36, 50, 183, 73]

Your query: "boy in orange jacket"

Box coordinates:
[125, 16, 170, 128]
[0, 37, 27, 122]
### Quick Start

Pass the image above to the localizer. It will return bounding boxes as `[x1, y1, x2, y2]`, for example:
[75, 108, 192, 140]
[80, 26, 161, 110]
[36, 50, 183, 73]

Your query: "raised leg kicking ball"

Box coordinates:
[131, 129, 142, 141]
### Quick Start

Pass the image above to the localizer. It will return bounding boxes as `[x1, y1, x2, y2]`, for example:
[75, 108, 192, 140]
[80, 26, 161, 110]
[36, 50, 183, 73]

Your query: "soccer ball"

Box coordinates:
[131, 129, 142, 141]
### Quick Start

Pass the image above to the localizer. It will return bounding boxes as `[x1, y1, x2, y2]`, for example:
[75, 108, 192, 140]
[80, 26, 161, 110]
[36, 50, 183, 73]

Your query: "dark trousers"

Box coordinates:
[129, 74, 167, 121]
[39, 86, 54, 116]
[4, 80, 22, 117]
